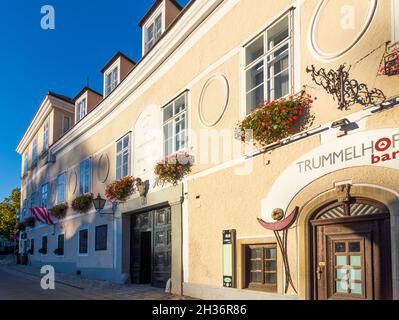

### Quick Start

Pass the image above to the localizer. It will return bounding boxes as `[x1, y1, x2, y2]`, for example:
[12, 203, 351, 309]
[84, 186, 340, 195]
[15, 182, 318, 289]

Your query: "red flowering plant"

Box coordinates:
[105, 176, 135, 203]
[154, 152, 193, 186]
[378, 43, 399, 76]
[237, 91, 314, 146]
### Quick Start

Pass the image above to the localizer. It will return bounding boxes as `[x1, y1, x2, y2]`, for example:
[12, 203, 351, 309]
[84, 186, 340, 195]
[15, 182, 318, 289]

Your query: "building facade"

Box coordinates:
[16, 0, 399, 300]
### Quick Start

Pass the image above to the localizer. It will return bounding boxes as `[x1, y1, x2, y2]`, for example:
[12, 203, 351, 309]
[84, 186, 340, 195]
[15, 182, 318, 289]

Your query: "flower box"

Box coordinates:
[105, 176, 135, 203]
[72, 194, 93, 213]
[38, 248, 47, 255]
[237, 92, 313, 146]
[51, 203, 68, 220]
[154, 152, 193, 186]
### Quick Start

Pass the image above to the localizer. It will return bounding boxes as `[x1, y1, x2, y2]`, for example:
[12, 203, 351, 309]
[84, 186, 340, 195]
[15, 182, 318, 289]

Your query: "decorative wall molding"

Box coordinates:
[97, 153, 110, 183]
[198, 74, 230, 127]
[68, 170, 77, 195]
[308, 0, 378, 61]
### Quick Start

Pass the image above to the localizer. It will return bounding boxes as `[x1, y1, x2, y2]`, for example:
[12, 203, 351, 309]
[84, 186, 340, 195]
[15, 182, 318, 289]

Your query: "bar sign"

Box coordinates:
[223, 229, 236, 288]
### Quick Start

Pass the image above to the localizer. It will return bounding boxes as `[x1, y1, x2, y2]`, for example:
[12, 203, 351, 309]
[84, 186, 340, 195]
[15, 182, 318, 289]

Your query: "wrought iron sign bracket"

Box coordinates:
[306, 64, 386, 110]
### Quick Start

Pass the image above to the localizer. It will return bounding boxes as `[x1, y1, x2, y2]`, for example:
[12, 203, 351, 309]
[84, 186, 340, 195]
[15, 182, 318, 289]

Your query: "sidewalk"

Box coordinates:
[0, 259, 195, 300]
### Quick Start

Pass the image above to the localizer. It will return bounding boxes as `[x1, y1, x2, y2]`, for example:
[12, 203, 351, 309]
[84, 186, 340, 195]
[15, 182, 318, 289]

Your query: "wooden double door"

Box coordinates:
[130, 207, 172, 288]
[311, 199, 392, 300]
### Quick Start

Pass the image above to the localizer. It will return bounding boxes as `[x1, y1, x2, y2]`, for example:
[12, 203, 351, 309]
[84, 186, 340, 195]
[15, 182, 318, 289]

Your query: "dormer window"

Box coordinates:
[145, 13, 163, 53]
[76, 98, 87, 123]
[105, 66, 119, 96]
[139, 0, 182, 56]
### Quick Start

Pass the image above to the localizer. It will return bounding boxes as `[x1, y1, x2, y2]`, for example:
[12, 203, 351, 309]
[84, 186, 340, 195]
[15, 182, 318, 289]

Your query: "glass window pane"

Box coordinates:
[265, 272, 277, 284]
[123, 136, 129, 149]
[336, 281, 348, 293]
[265, 260, 277, 271]
[246, 35, 264, 66]
[246, 84, 264, 113]
[175, 95, 186, 114]
[350, 256, 361, 267]
[350, 282, 362, 295]
[250, 248, 262, 259]
[350, 269, 362, 281]
[266, 248, 277, 259]
[163, 105, 173, 121]
[250, 260, 262, 271]
[246, 61, 264, 92]
[336, 268, 347, 280]
[336, 256, 347, 266]
[268, 69, 289, 100]
[349, 242, 361, 252]
[335, 243, 346, 253]
[123, 163, 128, 177]
[267, 16, 289, 51]
[117, 141, 122, 153]
[250, 272, 262, 283]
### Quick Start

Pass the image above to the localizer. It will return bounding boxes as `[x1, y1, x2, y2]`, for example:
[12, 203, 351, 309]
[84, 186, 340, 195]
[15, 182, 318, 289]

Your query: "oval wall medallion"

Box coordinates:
[309, 0, 377, 61]
[198, 74, 230, 128]
[97, 153, 110, 183]
[68, 170, 77, 195]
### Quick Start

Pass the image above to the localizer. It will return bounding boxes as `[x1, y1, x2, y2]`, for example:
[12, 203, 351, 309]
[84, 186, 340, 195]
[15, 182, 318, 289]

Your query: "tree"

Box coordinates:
[0, 188, 20, 241]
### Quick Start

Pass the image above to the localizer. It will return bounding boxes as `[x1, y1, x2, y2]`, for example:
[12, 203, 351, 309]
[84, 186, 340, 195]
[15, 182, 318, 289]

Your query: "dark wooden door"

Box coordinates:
[140, 232, 152, 283]
[152, 207, 172, 288]
[311, 199, 392, 300]
[130, 207, 171, 288]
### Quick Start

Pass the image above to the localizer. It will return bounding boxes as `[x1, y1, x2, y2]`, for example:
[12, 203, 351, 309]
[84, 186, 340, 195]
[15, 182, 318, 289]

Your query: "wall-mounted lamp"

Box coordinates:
[92, 193, 117, 215]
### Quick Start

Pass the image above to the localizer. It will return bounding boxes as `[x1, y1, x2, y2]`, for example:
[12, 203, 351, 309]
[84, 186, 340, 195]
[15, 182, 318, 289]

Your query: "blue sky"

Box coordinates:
[0, 0, 189, 200]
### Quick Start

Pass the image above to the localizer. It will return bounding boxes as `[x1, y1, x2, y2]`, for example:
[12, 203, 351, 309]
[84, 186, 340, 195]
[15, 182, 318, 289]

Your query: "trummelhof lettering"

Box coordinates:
[297, 133, 399, 173]
[40, 265, 55, 290]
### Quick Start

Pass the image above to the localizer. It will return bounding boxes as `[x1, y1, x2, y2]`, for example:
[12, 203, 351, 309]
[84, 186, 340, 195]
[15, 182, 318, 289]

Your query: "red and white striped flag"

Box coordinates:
[30, 208, 54, 225]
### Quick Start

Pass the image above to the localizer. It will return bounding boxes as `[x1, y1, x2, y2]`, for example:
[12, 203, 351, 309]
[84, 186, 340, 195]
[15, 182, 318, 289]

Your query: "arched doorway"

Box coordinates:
[309, 197, 392, 300]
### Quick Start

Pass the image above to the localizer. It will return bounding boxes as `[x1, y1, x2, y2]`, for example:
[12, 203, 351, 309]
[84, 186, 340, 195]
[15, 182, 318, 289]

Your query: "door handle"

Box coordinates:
[316, 262, 325, 280]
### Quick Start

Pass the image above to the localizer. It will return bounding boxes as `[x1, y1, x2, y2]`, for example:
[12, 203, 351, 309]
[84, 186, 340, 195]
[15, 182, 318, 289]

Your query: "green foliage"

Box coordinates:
[72, 194, 93, 213]
[0, 188, 20, 241]
[51, 203, 68, 219]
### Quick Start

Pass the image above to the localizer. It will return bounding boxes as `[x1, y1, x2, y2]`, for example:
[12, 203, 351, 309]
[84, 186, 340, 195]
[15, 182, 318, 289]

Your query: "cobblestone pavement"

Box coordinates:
[0, 258, 196, 300]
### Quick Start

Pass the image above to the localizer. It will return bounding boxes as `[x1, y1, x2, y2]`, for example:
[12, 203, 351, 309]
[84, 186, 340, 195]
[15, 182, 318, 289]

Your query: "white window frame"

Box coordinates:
[43, 120, 49, 152]
[162, 92, 188, 157]
[77, 227, 89, 257]
[142, 3, 166, 55]
[41, 183, 49, 208]
[41, 234, 48, 257]
[62, 114, 71, 134]
[79, 158, 92, 195]
[57, 172, 66, 204]
[56, 233, 65, 258]
[23, 152, 28, 175]
[75, 93, 88, 123]
[241, 11, 294, 116]
[32, 137, 38, 165]
[115, 133, 131, 180]
[30, 191, 36, 210]
[103, 59, 121, 97]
